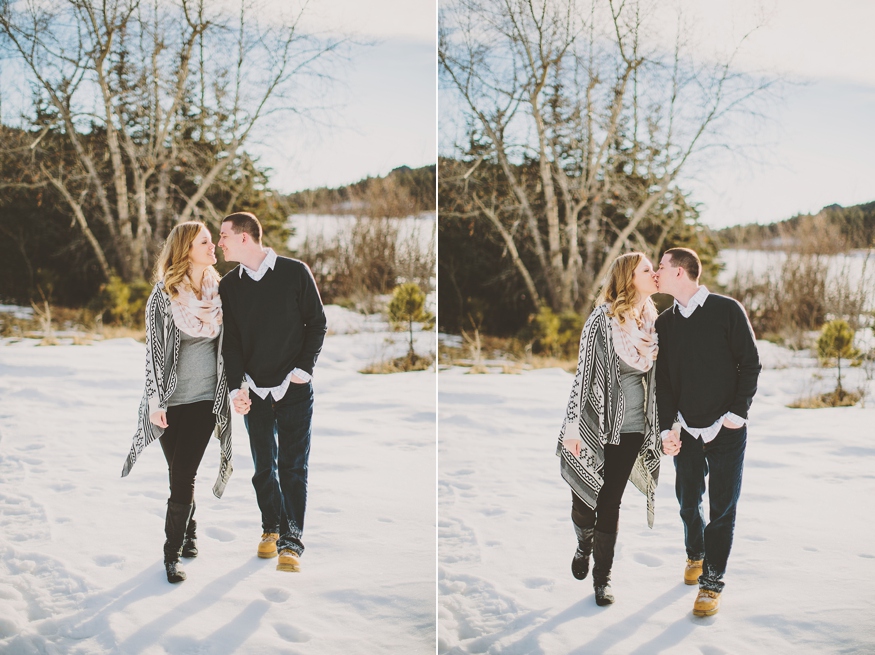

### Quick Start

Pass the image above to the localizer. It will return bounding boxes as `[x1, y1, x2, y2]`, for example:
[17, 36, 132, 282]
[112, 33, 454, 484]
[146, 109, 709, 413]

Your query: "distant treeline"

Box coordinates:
[718, 201, 875, 252]
[284, 165, 436, 217]
[0, 115, 433, 313]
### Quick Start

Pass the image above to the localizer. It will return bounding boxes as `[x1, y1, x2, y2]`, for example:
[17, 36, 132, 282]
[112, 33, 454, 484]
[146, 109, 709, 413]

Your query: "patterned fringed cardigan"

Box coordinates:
[556, 304, 662, 528]
[121, 282, 233, 498]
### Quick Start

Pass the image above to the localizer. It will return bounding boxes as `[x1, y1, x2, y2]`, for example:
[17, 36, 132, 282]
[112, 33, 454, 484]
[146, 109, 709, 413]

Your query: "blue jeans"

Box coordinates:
[244, 381, 314, 556]
[674, 424, 746, 592]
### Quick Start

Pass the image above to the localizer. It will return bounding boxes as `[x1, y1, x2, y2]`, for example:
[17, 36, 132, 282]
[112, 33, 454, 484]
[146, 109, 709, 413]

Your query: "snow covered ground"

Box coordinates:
[0, 307, 436, 654]
[287, 213, 436, 255]
[438, 341, 875, 654]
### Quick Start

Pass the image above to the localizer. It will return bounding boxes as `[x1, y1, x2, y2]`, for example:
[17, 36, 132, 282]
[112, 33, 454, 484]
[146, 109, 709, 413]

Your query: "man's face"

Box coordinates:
[218, 222, 245, 263]
[656, 253, 681, 296]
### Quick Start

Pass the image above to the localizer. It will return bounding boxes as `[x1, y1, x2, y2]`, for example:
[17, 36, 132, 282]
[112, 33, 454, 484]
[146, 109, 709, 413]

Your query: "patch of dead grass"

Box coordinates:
[788, 388, 862, 408]
[439, 335, 576, 374]
[360, 353, 435, 374]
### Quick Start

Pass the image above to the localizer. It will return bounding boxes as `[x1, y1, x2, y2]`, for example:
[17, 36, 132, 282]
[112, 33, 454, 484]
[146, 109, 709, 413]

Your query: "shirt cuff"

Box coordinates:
[725, 412, 747, 426]
[292, 368, 312, 383]
[229, 383, 249, 401]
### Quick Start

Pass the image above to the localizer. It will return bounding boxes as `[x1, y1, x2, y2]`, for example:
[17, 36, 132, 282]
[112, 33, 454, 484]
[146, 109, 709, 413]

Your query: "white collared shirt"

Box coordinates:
[663, 285, 746, 444]
[231, 247, 311, 402]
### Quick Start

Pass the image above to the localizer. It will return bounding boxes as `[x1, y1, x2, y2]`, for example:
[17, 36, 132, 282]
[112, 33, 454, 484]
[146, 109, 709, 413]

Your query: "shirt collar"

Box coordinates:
[239, 247, 277, 281]
[674, 285, 710, 318]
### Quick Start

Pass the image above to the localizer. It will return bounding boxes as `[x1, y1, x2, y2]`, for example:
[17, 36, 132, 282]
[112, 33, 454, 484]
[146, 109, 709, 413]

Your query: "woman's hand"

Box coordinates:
[563, 438, 582, 458]
[662, 430, 681, 456]
[232, 388, 251, 415]
[149, 409, 168, 428]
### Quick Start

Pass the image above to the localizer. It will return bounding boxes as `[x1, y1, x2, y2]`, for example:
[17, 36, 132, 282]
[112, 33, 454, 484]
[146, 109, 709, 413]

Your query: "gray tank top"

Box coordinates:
[618, 357, 646, 434]
[168, 330, 218, 407]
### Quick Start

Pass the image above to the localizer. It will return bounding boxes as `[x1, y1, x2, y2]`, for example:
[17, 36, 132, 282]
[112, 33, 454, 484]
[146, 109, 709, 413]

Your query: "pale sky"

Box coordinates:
[668, 0, 875, 228]
[252, 0, 437, 193]
[438, 0, 875, 229]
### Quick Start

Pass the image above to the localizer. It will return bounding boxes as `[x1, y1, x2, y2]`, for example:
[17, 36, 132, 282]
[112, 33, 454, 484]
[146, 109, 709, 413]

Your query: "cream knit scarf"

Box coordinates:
[170, 273, 222, 339]
[610, 307, 658, 372]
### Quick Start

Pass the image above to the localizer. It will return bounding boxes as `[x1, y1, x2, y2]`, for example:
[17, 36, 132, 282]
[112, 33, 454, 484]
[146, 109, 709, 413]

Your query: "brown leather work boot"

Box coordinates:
[257, 532, 280, 559]
[684, 558, 703, 585]
[276, 549, 301, 572]
[692, 588, 721, 617]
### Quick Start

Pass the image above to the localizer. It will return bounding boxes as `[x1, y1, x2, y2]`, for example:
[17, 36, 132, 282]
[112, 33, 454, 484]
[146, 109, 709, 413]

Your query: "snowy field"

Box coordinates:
[718, 249, 875, 312]
[287, 213, 436, 254]
[0, 306, 436, 654]
[438, 341, 875, 654]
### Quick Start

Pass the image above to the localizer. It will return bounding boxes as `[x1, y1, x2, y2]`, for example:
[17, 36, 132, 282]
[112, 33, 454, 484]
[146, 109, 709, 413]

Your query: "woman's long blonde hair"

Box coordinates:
[595, 252, 657, 327]
[154, 221, 220, 299]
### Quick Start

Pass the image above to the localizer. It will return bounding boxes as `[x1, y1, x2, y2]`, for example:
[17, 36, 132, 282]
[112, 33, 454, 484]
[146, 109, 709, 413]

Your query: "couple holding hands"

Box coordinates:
[122, 212, 327, 583]
[558, 248, 761, 617]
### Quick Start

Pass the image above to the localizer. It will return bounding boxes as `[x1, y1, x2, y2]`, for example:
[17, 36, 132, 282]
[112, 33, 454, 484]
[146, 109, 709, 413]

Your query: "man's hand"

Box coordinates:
[563, 438, 582, 458]
[722, 417, 742, 429]
[290, 373, 307, 384]
[149, 409, 168, 428]
[662, 429, 681, 456]
[232, 388, 251, 415]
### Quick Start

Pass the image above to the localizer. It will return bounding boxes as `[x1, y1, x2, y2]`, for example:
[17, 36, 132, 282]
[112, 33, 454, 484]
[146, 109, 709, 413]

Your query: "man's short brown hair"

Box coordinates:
[222, 212, 262, 244]
[665, 247, 701, 281]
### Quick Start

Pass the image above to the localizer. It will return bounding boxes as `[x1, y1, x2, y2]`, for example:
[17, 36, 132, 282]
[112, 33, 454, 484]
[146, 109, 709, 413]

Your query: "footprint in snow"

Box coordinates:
[93, 554, 124, 567]
[632, 552, 662, 567]
[274, 623, 312, 643]
[204, 527, 235, 542]
[262, 587, 290, 603]
[523, 577, 553, 590]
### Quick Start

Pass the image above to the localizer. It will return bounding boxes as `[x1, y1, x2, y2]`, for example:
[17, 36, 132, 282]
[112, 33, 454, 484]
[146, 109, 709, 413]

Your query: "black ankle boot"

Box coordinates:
[165, 560, 186, 583]
[571, 523, 594, 580]
[164, 500, 193, 583]
[182, 501, 198, 558]
[592, 530, 618, 606]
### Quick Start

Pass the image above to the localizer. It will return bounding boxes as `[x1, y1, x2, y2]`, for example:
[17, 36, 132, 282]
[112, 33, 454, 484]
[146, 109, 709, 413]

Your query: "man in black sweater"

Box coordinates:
[655, 247, 761, 617]
[218, 212, 327, 573]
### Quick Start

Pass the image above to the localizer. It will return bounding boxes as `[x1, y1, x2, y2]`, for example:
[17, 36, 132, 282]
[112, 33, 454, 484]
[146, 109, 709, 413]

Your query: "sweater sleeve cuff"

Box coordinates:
[148, 396, 162, 414]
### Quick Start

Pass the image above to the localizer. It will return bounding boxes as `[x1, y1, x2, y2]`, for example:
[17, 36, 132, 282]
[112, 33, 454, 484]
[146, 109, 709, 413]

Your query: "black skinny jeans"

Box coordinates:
[159, 400, 215, 504]
[572, 432, 646, 534]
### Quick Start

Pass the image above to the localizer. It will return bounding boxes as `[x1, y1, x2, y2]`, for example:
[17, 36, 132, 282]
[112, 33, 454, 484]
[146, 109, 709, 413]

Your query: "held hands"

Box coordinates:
[232, 388, 252, 415]
[290, 373, 307, 384]
[149, 409, 169, 428]
[662, 429, 681, 456]
[563, 438, 582, 458]
[722, 417, 742, 429]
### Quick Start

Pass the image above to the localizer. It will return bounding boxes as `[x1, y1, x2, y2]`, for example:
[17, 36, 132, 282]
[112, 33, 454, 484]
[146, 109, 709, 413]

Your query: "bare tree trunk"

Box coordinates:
[45, 172, 113, 280]
[474, 195, 542, 308]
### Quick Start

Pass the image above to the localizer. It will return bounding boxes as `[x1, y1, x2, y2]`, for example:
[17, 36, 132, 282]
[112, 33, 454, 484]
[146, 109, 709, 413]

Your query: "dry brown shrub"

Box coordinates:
[787, 388, 862, 409]
[360, 353, 434, 374]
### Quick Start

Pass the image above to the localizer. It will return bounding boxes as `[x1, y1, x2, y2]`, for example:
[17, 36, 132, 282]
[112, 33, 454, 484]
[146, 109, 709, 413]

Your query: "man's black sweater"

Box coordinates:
[655, 293, 761, 432]
[219, 257, 327, 391]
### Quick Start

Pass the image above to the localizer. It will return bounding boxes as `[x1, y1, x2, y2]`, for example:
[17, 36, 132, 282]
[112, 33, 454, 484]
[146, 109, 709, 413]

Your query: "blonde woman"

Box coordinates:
[122, 221, 232, 583]
[556, 252, 663, 606]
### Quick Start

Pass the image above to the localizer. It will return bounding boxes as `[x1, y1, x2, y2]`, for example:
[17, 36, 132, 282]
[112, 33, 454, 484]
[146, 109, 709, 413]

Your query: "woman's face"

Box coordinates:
[189, 227, 217, 267]
[632, 256, 659, 298]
